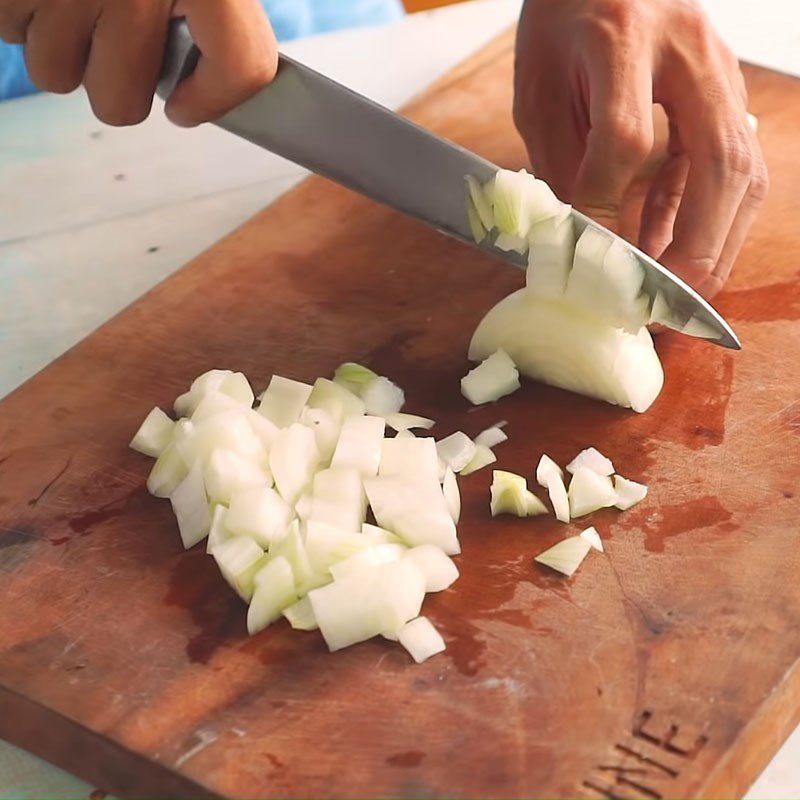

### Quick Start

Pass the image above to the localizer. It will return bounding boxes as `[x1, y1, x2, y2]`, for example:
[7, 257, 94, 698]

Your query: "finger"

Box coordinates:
[571, 36, 655, 232]
[658, 76, 754, 292]
[638, 122, 689, 258]
[0, 0, 35, 44]
[165, 0, 278, 127]
[83, 0, 172, 126]
[24, 0, 97, 93]
[697, 128, 769, 298]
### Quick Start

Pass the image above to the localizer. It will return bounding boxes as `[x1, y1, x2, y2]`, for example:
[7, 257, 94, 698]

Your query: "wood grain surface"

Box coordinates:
[2, 32, 800, 799]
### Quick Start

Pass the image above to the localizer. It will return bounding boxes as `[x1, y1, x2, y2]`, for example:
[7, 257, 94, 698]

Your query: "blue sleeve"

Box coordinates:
[0, 41, 38, 101]
[0, 0, 405, 101]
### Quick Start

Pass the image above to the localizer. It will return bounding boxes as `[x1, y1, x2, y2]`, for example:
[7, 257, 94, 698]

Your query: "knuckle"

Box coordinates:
[748, 161, 770, 204]
[709, 131, 754, 179]
[606, 114, 654, 162]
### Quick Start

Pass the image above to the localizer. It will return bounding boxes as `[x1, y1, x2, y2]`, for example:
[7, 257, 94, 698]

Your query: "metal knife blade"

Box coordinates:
[158, 19, 740, 350]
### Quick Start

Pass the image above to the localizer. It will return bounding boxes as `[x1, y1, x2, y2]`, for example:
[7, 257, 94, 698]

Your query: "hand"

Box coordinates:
[0, 0, 278, 127]
[513, 0, 769, 298]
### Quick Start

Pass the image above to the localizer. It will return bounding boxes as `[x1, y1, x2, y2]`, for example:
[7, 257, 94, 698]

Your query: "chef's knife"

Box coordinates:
[158, 19, 740, 349]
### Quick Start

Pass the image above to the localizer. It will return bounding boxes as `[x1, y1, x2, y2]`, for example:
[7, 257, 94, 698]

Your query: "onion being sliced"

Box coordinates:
[579, 526, 604, 552]
[466, 174, 494, 231]
[567, 447, 614, 476]
[405, 545, 459, 592]
[398, 616, 446, 663]
[310, 467, 368, 533]
[379, 437, 440, 486]
[474, 425, 507, 449]
[361, 376, 405, 416]
[459, 444, 496, 476]
[526, 208, 575, 299]
[468, 203, 488, 244]
[546, 472, 570, 523]
[170, 461, 212, 549]
[211, 536, 268, 602]
[308, 559, 426, 652]
[469, 289, 663, 413]
[385, 413, 435, 432]
[269, 423, 320, 505]
[257, 375, 313, 428]
[130, 407, 175, 457]
[436, 432, 476, 474]
[247, 556, 298, 635]
[568, 467, 617, 517]
[461, 349, 520, 405]
[330, 415, 385, 477]
[442, 466, 461, 523]
[282, 595, 318, 631]
[364, 475, 460, 555]
[613, 475, 648, 510]
[226, 486, 294, 548]
[534, 535, 593, 577]
[204, 448, 271, 505]
[536, 454, 563, 488]
[495, 232, 528, 254]
[491, 169, 562, 239]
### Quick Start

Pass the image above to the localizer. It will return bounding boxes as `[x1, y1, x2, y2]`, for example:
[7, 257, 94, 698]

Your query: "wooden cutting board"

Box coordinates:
[2, 31, 800, 800]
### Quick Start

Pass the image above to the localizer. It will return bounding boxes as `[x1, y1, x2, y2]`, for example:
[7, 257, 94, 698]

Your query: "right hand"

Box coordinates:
[0, 0, 278, 127]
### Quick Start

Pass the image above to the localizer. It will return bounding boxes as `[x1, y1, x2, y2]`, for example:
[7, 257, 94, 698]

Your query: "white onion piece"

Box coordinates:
[173, 392, 195, 419]
[147, 442, 189, 498]
[442, 466, 461, 523]
[170, 461, 212, 549]
[217, 372, 255, 408]
[468, 203, 488, 244]
[436, 432, 476, 474]
[257, 375, 312, 428]
[331, 415, 385, 477]
[333, 362, 378, 390]
[204, 448, 271, 505]
[536, 454, 563, 488]
[490, 470, 546, 518]
[405, 545, 459, 592]
[495, 232, 528, 254]
[546, 473, 570, 523]
[398, 616, 446, 663]
[580, 526, 604, 552]
[364, 475, 460, 555]
[211, 536, 267, 602]
[307, 378, 365, 424]
[385, 413, 435, 432]
[295, 492, 313, 521]
[526, 209, 575, 298]
[466, 174, 495, 231]
[459, 443, 496, 476]
[461, 349, 520, 406]
[245, 409, 279, 450]
[269, 423, 320, 505]
[469, 289, 663, 413]
[309, 559, 425, 652]
[226, 487, 293, 548]
[534, 535, 593, 577]
[300, 406, 340, 466]
[247, 556, 298, 635]
[568, 467, 617, 518]
[270, 521, 329, 595]
[130, 407, 175, 457]
[178, 411, 267, 469]
[282, 595, 318, 631]
[305, 520, 371, 574]
[175, 369, 231, 417]
[613, 475, 648, 510]
[491, 169, 562, 238]
[361, 376, 405, 416]
[395, 429, 415, 440]
[379, 437, 440, 486]
[473, 425, 507, 450]
[329, 543, 407, 581]
[310, 467, 368, 533]
[206, 505, 234, 554]
[361, 523, 403, 545]
[567, 447, 614, 476]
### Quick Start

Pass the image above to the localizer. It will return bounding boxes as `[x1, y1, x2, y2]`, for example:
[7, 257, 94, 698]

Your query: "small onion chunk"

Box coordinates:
[282, 595, 319, 631]
[247, 556, 298, 635]
[442, 467, 461, 524]
[170, 461, 212, 549]
[361, 376, 405, 417]
[459, 444, 496, 476]
[567, 447, 614, 476]
[404, 545, 459, 592]
[461, 349, 520, 406]
[534, 535, 593, 577]
[473, 425, 508, 450]
[568, 467, 617, 518]
[257, 375, 312, 428]
[490, 470, 547, 518]
[613, 475, 648, 510]
[226, 486, 294, 548]
[436, 432, 476, 474]
[579, 526, 604, 552]
[385, 413, 435, 432]
[536, 454, 563, 488]
[397, 616, 446, 664]
[130, 407, 175, 457]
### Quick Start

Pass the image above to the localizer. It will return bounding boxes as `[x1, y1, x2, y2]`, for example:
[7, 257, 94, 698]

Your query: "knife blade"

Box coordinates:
[158, 19, 740, 350]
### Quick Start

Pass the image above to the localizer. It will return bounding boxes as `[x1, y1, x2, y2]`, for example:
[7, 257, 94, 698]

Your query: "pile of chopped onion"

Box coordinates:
[131, 365, 467, 663]
[465, 168, 670, 413]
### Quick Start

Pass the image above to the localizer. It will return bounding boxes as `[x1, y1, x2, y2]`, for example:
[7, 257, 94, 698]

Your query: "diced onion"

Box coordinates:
[546, 472, 570, 523]
[473, 425, 507, 449]
[442, 466, 461, 523]
[397, 616, 446, 663]
[282, 595, 319, 631]
[567, 447, 614, 476]
[613, 475, 648, 510]
[536, 454, 563, 488]
[130, 407, 175, 457]
[330, 415, 385, 477]
[490, 470, 546, 518]
[204, 448, 271, 505]
[461, 349, 520, 406]
[436, 432, 476, 474]
[247, 556, 298, 635]
[257, 375, 313, 428]
[206, 504, 234, 554]
[361, 376, 405, 417]
[170, 461, 212, 550]
[307, 378, 365, 424]
[534, 535, 593, 577]
[579, 526, 604, 552]
[568, 467, 617, 518]
[385, 413, 435, 432]
[405, 545, 459, 592]
[305, 520, 371, 574]
[379, 437, 440, 486]
[226, 486, 294, 548]
[147, 440, 189, 499]
[310, 467, 368, 534]
[269, 423, 320, 505]
[211, 536, 267, 602]
[329, 543, 407, 581]
[459, 444, 496, 476]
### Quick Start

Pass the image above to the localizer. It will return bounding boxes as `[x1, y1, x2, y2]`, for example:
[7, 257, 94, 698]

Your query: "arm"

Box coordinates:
[513, 0, 768, 298]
